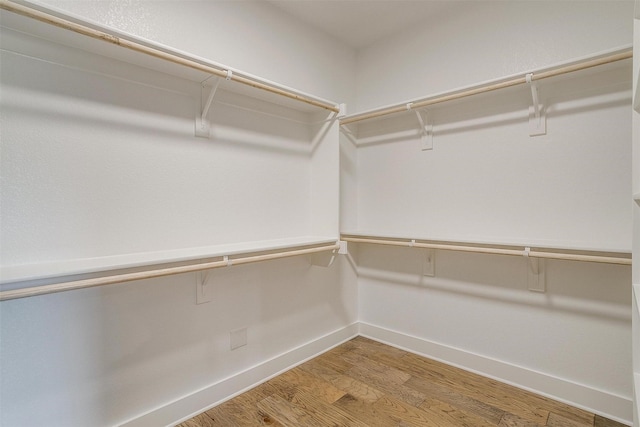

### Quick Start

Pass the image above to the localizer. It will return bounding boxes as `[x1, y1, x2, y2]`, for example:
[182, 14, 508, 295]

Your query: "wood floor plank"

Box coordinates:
[406, 375, 505, 424]
[373, 394, 467, 427]
[337, 349, 427, 407]
[267, 367, 346, 404]
[499, 413, 545, 427]
[396, 353, 594, 426]
[367, 350, 549, 424]
[290, 390, 371, 427]
[180, 337, 628, 427]
[346, 363, 427, 407]
[547, 411, 593, 427]
[205, 382, 283, 427]
[418, 395, 500, 427]
[257, 394, 331, 427]
[594, 415, 629, 427]
[327, 339, 361, 355]
[333, 392, 416, 427]
[312, 349, 355, 374]
[545, 407, 594, 426]
[299, 357, 386, 403]
[201, 407, 238, 426]
[340, 350, 412, 386]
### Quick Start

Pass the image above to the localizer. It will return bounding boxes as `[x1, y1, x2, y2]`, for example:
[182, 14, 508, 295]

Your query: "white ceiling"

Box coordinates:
[267, 0, 464, 49]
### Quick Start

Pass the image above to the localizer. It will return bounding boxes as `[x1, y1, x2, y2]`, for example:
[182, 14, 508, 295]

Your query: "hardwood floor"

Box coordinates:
[178, 337, 627, 427]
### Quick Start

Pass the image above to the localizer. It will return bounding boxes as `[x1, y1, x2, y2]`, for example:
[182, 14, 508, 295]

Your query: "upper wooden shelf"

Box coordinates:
[341, 45, 632, 126]
[0, 0, 340, 114]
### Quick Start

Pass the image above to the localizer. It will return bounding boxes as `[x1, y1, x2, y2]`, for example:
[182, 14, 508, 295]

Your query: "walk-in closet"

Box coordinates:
[0, 0, 637, 425]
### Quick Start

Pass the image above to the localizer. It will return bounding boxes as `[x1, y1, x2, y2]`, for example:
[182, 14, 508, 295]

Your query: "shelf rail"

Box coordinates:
[0, 0, 341, 113]
[341, 235, 631, 266]
[0, 243, 340, 301]
[340, 46, 632, 125]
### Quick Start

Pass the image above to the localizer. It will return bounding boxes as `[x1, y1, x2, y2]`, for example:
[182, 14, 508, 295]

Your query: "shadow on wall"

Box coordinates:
[353, 243, 631, 323]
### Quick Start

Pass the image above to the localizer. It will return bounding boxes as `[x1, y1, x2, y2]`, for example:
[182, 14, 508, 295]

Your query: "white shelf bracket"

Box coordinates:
[408, 103, 433, 150]
[422, 248, 435, 277]
[524, 247, 545, 292]
[308, 250, 337, 267]
[195, 70, 232, 138]
[309, 242, 346, 267]
[526, 73, 546, 136]
[196, 271, 213, 304]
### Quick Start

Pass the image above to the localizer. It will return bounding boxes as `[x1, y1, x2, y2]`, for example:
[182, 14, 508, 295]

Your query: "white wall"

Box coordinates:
[354, 66, 632, 250]
[355, 0, 633, 111]
[0, 1, 358, 425]
[352, 1, 634, 422]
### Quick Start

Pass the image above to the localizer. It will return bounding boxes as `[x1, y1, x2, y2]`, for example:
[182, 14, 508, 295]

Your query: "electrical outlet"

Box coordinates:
[230, 327, 247, 350]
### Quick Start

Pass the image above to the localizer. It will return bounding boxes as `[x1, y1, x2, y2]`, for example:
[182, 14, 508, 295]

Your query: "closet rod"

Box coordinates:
[340, 48, 632, 125]
[0, 243, 340, 301]
[341, 237, 631, 265]
[0, 0, 340, 113]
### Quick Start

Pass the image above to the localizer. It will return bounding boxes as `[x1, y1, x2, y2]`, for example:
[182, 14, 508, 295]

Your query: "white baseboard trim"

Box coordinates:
[359, 322, 632, 426]
[120, 322, 359, 427]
